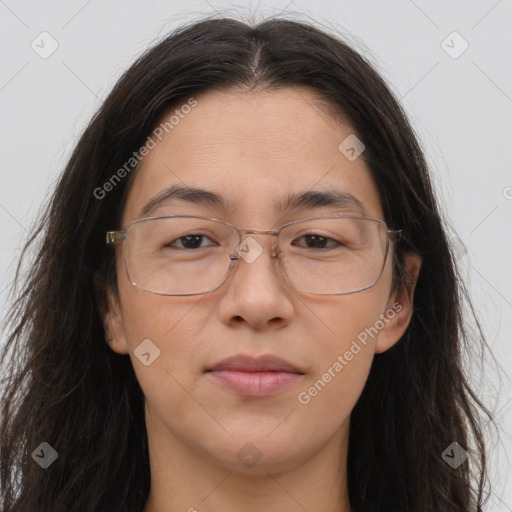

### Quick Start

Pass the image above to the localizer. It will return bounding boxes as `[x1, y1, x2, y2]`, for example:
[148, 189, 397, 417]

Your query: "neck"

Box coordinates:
[142, 413, 352, 512]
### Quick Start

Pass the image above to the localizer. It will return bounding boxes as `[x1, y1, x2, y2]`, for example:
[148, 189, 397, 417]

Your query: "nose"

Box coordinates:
[217, 233, 294, 330]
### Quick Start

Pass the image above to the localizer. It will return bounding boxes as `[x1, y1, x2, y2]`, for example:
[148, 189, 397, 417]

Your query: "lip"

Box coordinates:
[208, 354, 303, 373]
[206, 355, 305, 397]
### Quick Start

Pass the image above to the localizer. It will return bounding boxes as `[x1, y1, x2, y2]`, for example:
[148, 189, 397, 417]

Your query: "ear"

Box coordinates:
[375, 251, 422, 354]
[102, 289, 130, 355]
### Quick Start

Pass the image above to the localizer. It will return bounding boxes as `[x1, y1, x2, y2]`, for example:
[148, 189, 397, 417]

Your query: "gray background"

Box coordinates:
[0, 0, 511, 509]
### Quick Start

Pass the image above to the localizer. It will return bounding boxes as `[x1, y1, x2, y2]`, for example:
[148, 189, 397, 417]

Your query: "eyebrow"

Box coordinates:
[139, 184, 367, 218]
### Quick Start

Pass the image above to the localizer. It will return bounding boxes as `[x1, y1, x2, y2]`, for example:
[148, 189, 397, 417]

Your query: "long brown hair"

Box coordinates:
[0, 15, 492, 512]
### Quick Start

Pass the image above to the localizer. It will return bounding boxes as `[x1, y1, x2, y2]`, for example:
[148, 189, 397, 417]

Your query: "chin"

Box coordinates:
[196, 434, 311, 476]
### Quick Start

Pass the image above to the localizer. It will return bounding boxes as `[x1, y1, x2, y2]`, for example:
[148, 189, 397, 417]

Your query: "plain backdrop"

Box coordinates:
[0, 0, 511, 509]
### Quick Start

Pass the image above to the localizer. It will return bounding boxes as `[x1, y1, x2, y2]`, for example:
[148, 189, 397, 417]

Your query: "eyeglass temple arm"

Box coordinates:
[389, 229, 402, 240]
[106, 231, 126, 244]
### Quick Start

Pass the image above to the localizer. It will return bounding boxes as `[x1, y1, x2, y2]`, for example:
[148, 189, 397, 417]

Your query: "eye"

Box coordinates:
[166, 234, 217, 249]
[292, 234, 343, 249]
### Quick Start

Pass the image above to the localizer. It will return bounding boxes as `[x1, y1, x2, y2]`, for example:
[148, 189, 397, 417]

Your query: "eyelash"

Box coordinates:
[167, 233, 342, 250]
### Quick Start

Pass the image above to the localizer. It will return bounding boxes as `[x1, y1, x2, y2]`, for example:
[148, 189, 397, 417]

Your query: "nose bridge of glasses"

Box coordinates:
[236, 228, 280, 258]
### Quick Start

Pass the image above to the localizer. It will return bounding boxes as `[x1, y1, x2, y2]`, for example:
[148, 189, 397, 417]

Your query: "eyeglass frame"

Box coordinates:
[106, 214, 402, 296]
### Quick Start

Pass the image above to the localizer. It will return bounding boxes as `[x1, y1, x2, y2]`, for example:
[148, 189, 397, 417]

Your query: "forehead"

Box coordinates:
[121, 86, 384, 226]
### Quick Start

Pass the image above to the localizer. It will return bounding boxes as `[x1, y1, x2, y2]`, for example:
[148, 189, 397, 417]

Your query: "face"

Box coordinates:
[104, 86, 419, 477]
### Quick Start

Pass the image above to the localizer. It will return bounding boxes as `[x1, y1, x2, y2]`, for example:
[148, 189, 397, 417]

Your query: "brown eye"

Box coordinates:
[292, 234, 341, 249]
[166, 234, 215, 249]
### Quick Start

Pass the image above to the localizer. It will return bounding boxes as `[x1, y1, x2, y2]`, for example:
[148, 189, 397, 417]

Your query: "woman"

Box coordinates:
[0, 15, 491, 512]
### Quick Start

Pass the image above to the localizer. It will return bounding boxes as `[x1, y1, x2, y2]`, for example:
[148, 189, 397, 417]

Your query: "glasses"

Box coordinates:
[106, 215, 402, 296]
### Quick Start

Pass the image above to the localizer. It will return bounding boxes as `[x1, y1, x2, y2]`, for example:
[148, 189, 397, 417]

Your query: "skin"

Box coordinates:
[104, 86, 422, 512]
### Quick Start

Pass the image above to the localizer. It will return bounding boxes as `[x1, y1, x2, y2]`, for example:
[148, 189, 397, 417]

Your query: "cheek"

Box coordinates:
[117, 276, 209, 385]
[296, 286, 391, 418]
[306, 278, 390, 356]
[295, 350, 373, 432]
[116, 247, 207, 345]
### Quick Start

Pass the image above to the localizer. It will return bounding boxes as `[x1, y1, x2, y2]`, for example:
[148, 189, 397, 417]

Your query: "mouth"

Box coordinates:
[205, 354, 305, 397]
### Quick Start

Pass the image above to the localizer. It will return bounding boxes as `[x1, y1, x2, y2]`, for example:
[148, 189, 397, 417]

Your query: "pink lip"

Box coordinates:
[206, 355, 305, 397]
